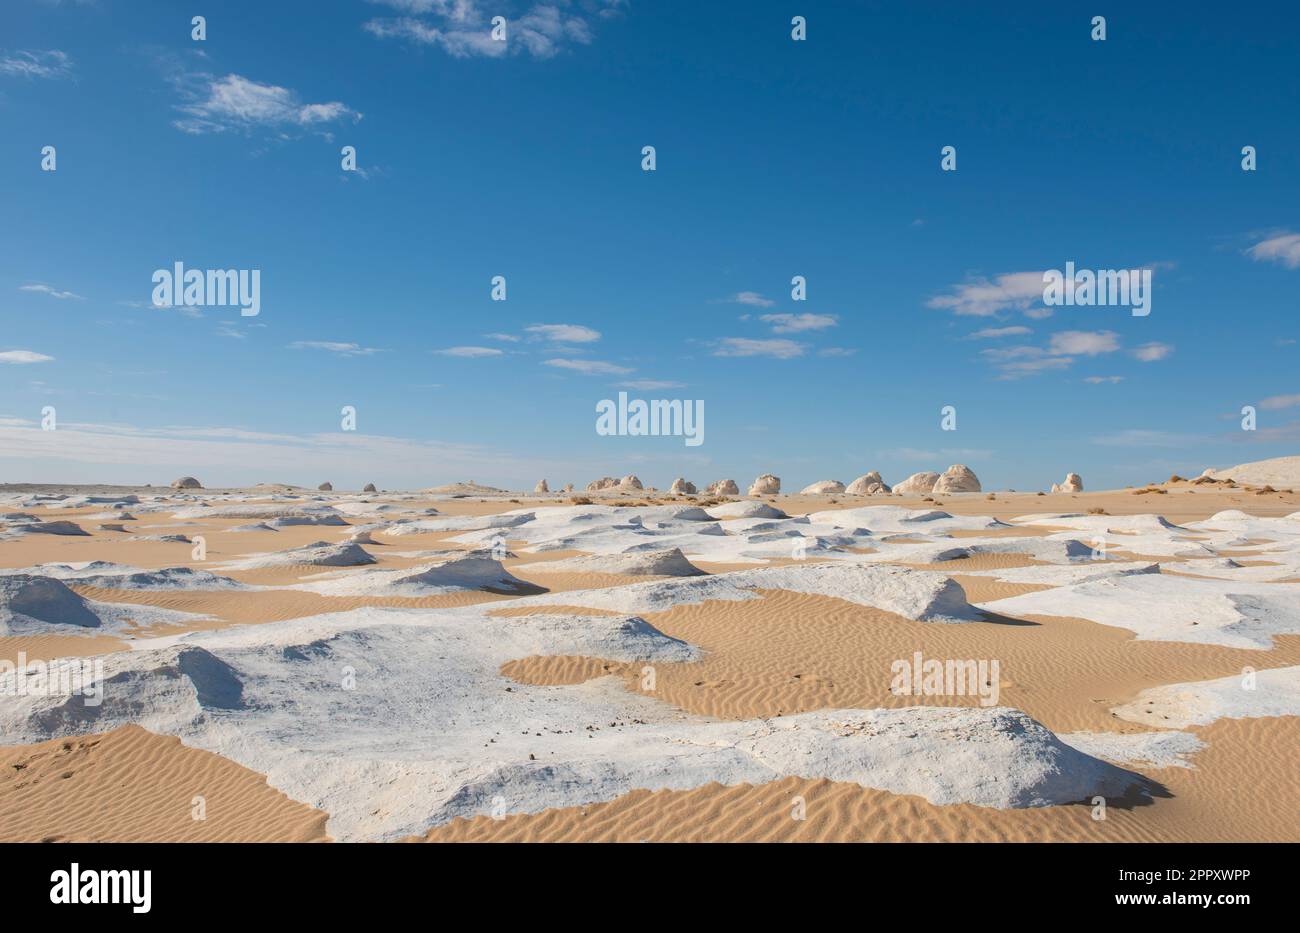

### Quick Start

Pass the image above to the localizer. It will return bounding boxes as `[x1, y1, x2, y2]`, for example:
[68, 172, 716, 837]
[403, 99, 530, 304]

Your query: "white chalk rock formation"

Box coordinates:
[318, 482, 333, 492]
[528, 548, 706, 577]
[846, 472, 890, 495]
[1051, 473, 1084, 493]
[933, 464, 981, 494]
[587, 477, 618, 492]
[363, 483, 378, 493]
[669, 478, 697, 495]
[218, 541, 377, 571]
[170, 476, 202, 489]
[705, 479, 740, 496]
[534, 479, 549, 494]
[892, 472, 941, 495]
[620, 474, 644, 490]
[800, 480, 846, 495]
[748, 474, 781, 496]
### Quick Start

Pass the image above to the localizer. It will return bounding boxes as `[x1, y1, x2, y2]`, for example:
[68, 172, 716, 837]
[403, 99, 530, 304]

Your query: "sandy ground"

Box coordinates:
[1, 480, 1297, 842]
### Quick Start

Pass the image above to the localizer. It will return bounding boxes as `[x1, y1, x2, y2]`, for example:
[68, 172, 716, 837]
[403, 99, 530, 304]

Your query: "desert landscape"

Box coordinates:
[2, 458, 1297, 844]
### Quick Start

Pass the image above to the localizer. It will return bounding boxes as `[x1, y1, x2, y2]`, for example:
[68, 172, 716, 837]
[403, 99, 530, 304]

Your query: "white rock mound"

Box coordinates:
[528, 548, 706, 577]
[800, 480, 845, 495]
[846, 472, 890, 495]
[748, 474, 781, 496]
[705, 479, 739, 496]
[363, 483, 378, 493]
[933, 464, 981, 494]
[1051, 473, 1084, 493]
[291, 556, 545, 597]
[892, 472, 940, 495]
[534, 480, 549, 494]
[669, 478, 697, 495]
[1202, 456, 1300, 487]
[171, 476, 202, 489]
[218, 541, 377, 571]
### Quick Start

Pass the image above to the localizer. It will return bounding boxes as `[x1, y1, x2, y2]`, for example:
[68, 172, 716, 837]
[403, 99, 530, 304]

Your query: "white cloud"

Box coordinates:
[1247, 232, 1300, 269]
[616, 380, 686, 390]
[364, 1, 615, 59]
[727, 291, 775, 308]
[435, 346, 504, 357]
[173, 73, 361, 135]
[543, 358, 632, 375]
[713, 337, 805, 359]
[1091, 429, 1205, 448]
[817, 347, 857, 357]
[969, 325, 1031, 339]
[1132, 341, 1173, 362]
[1260, 393, 1300, 410]
[0, 50, 73, 80]
[0, 350, 54, 364]
[1084, 375, 1125, 384]
[1048, 330, 1120, 356]
[289, 341, 384, 357]
[20, 283, 83, 300]
[928, 271, 1049, 317]
[759, 313, 837, 333]
[484, 332, 520, 342]
[525, 323, 601, 343]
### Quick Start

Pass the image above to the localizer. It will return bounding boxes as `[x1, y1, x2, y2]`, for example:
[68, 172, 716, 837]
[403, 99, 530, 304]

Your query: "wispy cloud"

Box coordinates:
[1084, 375, 1125, 384]
[20, 283, 83, 300]
[1132, 341, 1173, 362]
[0, 350, 54, 365]
[543, 358, 632, 375]
[484, 332, 520, 342]
[616, 379, 686, 390]
[525, 323, 601, 343]
[817, 347, 857, 357]
[759, 313, 837, 333]
[172, 72, 362, 136]
[289, 341, 385, 357]
[1260, 393, 1300, 410]
[435, 346, 504, 357]
[928, 271, 1049, 317]
[968, 325, 1031, 339]
[725, 291, 775, 308]
[1091, 429, 1206, 448]
[0, 49, 73, 80]
[713, 337, 805, 359]
[1247, 231, 1300, 269]
[364, 1, 620, 59]
[1048, 330, 1120, 356]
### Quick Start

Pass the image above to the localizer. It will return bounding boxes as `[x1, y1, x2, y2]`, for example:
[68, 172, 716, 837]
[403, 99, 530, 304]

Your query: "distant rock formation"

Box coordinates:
[748, 474, 781, 496]
[669, 478, 697, 495]
[170, 476, 202, 489]
[562, 483, 574, 493]
[893, 471, 940, 495]
[800, 480, 845, 495]
[846, 472, 890, 496]
[587, 475, 644, 493]
[1051, 473, 1084, 493]
[318, 482, 333, 492]
[363, 483, 377, 493]
[534, 479, 549, 494]
[705, 479, 740, 496]
[933, 464, 981, 494]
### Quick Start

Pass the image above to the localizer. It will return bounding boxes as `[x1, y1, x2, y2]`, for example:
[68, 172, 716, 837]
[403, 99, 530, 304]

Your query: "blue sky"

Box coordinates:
[2, 0, 1298, 491]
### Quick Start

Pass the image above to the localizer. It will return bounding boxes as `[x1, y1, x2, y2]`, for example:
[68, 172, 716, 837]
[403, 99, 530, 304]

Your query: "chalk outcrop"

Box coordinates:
[534, 480, 549, 494]
[748, 474, 781, 496]
[893, 472, 941, 495]
[669, 478, 697, 495]
[1051, 473, 1084, 493]
[318, 482, 333, 492]
[705, 479, 740, 496]
[933, 464, 981, 494]
[170, 476, 202, 489]
[800, 480, 845, 495]
[363, 483, 377, 493]
[846, 472, 890, 495]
